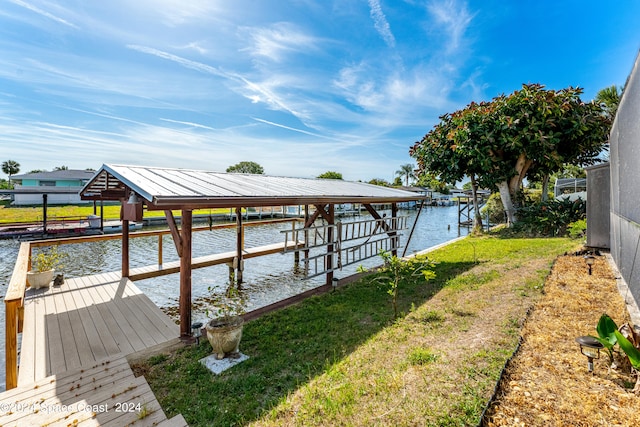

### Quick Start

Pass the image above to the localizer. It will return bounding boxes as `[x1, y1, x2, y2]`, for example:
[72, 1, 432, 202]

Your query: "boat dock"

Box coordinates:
[1, 271, 187, 426]
[17, 273, 179, 386]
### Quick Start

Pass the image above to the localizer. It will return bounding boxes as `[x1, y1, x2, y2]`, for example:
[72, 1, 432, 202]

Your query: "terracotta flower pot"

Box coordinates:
[206, 316, 244, 360]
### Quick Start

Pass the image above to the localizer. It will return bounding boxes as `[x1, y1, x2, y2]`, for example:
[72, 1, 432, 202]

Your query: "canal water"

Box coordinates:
[0, 205, 469, 390]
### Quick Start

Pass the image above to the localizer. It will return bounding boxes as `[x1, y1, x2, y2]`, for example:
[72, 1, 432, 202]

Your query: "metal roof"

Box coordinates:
[13, 169, 97, 181]
[80, 164, 425, 209]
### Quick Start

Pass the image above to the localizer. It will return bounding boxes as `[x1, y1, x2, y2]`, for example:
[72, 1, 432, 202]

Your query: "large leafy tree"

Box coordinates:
[317, 171, 343, 179]
[226, 161, 264, 174]
[411, 84, 610, 225]
[2, 160, 20, 185]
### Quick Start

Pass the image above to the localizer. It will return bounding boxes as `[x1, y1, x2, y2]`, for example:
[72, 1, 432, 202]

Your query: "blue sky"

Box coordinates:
[1, 1, 639, 182]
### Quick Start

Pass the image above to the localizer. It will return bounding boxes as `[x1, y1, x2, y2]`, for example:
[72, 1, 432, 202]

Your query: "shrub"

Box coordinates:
[514, 197, 586, 237]
[568, 219, 587, 239]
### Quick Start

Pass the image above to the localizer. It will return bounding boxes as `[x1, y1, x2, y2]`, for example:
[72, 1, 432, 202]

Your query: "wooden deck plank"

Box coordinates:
[93, 280, 157, 350]
[76, 275, 138, 355]
[99, 280, 168, 347]
[17, 290, 38, 387]
[7, 270, 189, 426]
[43, 285, 67, 379]
[66, 278, 110, 362]
[87, 274, 152, 352]
[158, 414, 189, 427]
[115, 276, 177, 337]
[58, 280, 97, 367]
[51, 281, 83, 373]
[70, 278, 121, 357]
[3, 357, 132, 404]
[113, 280, 178, 340]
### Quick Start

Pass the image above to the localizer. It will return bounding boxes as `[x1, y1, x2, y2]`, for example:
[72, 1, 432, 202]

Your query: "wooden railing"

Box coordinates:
[4, 217, 301, 389]
[5, 242, 31, 390]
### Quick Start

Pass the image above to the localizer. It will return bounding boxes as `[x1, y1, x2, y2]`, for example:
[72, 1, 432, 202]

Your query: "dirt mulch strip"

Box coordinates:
[484, 253, 640, 426]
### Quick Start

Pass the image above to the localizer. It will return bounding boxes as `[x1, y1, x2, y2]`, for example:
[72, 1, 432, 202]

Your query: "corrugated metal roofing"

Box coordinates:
[13, 169, 96, 181]
[80, 164, 425, 209]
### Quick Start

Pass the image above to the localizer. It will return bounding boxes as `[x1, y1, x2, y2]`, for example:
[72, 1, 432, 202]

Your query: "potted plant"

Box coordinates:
[205, 284, 246, 359]
[27, 245, 65, 289]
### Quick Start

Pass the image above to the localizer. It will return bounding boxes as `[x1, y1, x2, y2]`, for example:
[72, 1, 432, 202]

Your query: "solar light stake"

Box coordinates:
[575, 336, 603, 373]
[191, 322, 203, 345]
[584, 255, 595, 275]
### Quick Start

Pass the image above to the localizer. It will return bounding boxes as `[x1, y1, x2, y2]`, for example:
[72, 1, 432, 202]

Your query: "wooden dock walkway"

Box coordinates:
[18, 272, 179, 386]
[0, 354, 187, 426]
[0, 272, 187, 426]
[129, 240, 301, 281]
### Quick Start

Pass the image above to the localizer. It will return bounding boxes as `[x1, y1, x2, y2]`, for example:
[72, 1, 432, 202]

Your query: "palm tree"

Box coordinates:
[595, 85, 622, 121]
[2, 160, 20, 185]
[395, 164, 415, 186]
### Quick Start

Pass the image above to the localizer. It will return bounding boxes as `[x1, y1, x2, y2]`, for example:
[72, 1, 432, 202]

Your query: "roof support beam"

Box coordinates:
[122, 217, 130, 278]
[364, 203, 399, 256]
[235, 207, 244, 286]
[179, 209, 193, 341]
[164, 210, 183, 258]
[312, 204, 336, 287]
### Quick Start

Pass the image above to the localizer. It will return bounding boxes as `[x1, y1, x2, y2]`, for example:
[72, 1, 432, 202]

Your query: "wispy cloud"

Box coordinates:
[427, 0, 474, 52]
[243, 22, 321, 62]
[368, 0, 396, 48]
[159, 118, 217, 130]
[127, 45, 228, 78]
[8, 0, 78, 28]
[127, 44, 307, 121]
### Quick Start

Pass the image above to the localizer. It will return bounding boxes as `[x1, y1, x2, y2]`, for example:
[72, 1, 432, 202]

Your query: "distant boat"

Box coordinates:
[102, 220, 143, 233]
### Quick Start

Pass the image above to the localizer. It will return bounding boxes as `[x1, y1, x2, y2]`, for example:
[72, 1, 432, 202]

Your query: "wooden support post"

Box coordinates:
[5, 300, 18, 389]
[42, 194, 48, 234]
[179, 209, 193, 341]
[325, 204, 335, 287]
[158, 234, 163, 265]
[236, 207, 244, 286]
[122, 219, 130, 278]
[227, 262, 235, 283]
[301, 205, 309, 273]
[391, 203, 398, 257]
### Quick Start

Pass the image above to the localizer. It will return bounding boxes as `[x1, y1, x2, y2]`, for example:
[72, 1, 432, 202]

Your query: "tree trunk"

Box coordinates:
[541, 174, 550, 201]
[497, 181, 516, 226]
[470, 175, 483, 232]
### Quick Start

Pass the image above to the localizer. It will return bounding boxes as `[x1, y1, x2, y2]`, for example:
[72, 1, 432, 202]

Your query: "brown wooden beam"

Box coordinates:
[122, 218, 130, 278]
[235, 207, 244, 286]
[314, 204, 333, 223]
[164, 210, 183, 258]
[305, 206, 323, 227]
[325, 204, 335, 287]
[391, 203, 398, 257]
[179, 209, 193, 341]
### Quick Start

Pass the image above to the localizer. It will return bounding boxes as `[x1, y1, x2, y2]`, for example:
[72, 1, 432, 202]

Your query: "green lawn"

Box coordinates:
[0, 203, 231, 224]
[134, 234, 578, 427]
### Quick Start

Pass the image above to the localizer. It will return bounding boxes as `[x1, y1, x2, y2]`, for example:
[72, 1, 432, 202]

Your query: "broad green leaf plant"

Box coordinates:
[593, 313, 640, 392]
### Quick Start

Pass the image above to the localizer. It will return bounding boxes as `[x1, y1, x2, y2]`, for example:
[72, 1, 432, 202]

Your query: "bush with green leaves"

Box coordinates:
[568, 219, 587, 239]
[31, 245, 66, 272]
[513, 197, 586, 237]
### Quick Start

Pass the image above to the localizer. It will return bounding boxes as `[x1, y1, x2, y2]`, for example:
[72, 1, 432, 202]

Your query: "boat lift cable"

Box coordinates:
[402, 199, 425, 258]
